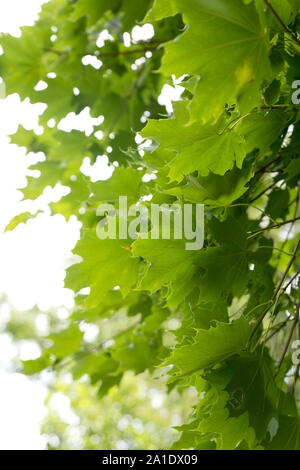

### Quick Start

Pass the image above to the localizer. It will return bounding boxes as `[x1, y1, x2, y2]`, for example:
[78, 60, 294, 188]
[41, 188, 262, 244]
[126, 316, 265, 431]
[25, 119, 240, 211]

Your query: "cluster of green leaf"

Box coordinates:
[1, 0, 300, 449]
[0, 295, 194, 450]
[42, 371, 196, 450]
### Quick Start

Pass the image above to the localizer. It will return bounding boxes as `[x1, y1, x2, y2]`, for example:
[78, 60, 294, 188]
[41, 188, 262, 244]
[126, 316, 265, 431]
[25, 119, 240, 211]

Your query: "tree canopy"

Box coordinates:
[1, 0, 300, 450]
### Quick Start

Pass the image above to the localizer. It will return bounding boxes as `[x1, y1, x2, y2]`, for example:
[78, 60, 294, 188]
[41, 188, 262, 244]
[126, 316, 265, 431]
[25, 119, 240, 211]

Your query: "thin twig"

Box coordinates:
[280, 271, 300, 295]
[44, 48, 66, 55]
[263, 273, 300, 343]
[249, 182, 276, 204]
[277, 194, 300, 263]
[248, 216, 300, 235]
[264, 0, 300, 47]
[98, 45, 161, 58]
[55, 320, 140, 371]
[263, 317, 293, 343]
[254, 154, 282, 176]
[292, 308, 300, 395]
[274, 310, 299, 377]
[260, 104, 296, 109]
[273, 239, 300, 301]
[44, 43, 162, 59]
[249, 237, 300, 342]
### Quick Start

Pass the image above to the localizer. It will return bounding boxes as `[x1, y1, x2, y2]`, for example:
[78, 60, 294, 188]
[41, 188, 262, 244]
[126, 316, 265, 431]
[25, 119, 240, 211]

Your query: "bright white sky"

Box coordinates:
[0, 0, 72, 450]
[0, 0, 182, 449]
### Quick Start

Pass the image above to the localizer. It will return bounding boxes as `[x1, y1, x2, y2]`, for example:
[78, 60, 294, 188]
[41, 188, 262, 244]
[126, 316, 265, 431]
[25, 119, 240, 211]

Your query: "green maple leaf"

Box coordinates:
[91, 167, 142, 203]
[22, 356, 53, 375]
[194, 215, 249, 301]
[132, 238, 196, 293]
[121, 0, 152, 30]
[200, 408, 255, 450]
[265, 416, 300, 450]
[112, 334, 163, 374]
[9, 125, 55, 154]
[47, 324, 84, 358]
[165, 162, 254, 206]
[144, 0, 178, 22]
[161, 0, 271, 122]
[142, 102, 246, 181]
[0, 27, 49, 100]
[72, 0, 121, 26]
[237, 109, 289, 155]
[51, 174, 91, 219]
[222, 354, 298, 441]
[5, 212, 38, 232]
[47, 130, 96, 165]
[166, 317, 251, 376]
[22, 161, 66, 201]
[65, 229, 139, 307]
[186, 300, 229, 330]
[32, 77, 74, 123]
[196, 245, 248, 301]
[174, 381, 256, 450]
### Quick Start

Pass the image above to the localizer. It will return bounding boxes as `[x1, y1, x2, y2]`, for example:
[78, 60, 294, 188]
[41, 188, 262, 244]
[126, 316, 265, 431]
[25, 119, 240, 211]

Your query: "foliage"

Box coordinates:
[0, 297, 195, 450]
[1, 0, 300, 450]
[42, 371, 196, 450]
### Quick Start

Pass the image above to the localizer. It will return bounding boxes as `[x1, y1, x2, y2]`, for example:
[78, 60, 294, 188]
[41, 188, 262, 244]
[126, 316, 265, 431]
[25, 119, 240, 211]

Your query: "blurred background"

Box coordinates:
[0, 0, 194, 450]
